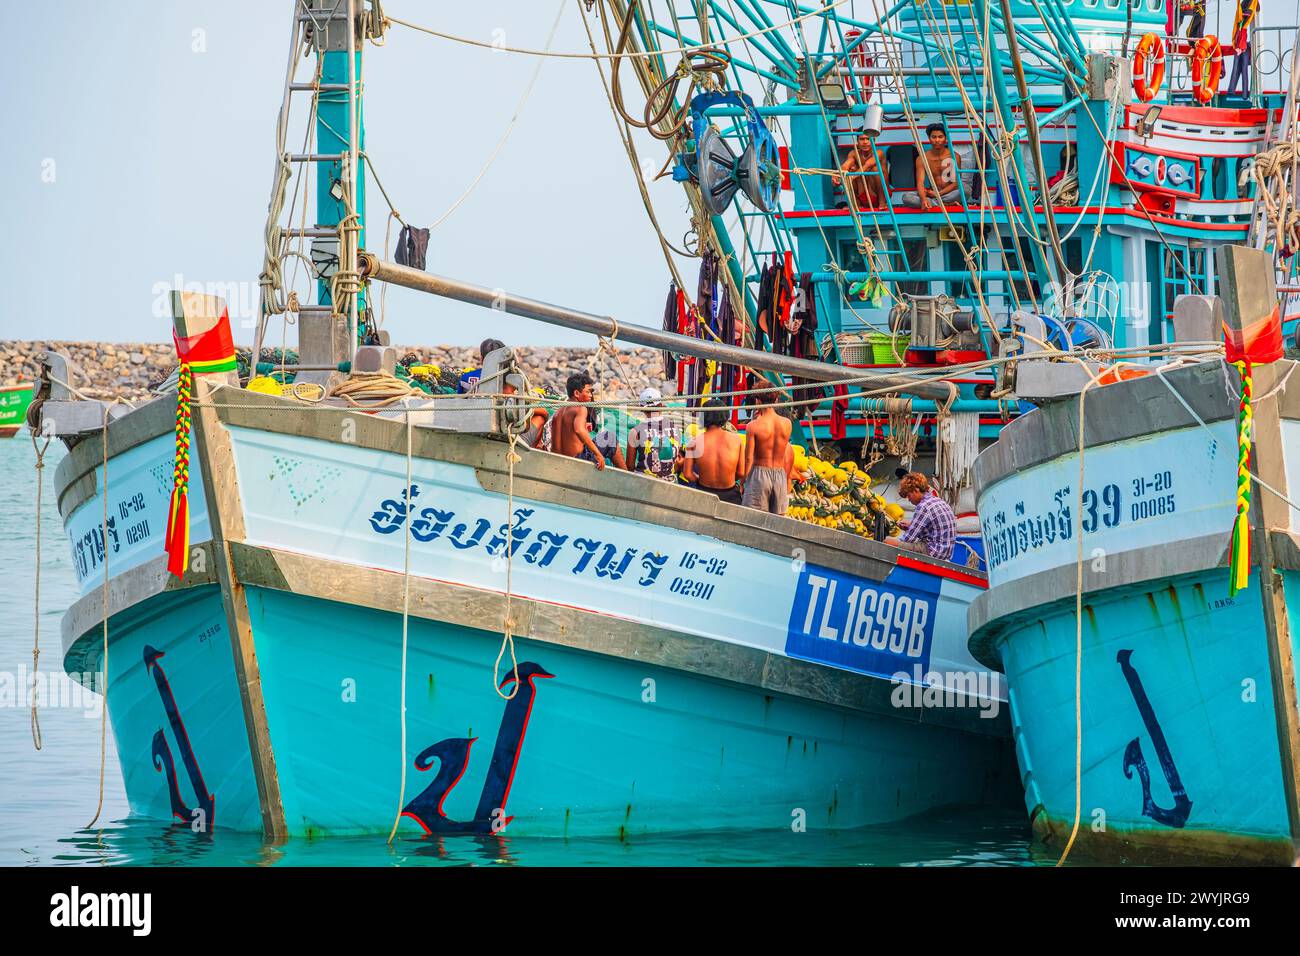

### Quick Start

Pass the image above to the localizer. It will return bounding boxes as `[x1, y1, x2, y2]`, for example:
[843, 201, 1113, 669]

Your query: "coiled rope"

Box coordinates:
[1245, 142, 1300, 256]
[327, 371, 426, 408]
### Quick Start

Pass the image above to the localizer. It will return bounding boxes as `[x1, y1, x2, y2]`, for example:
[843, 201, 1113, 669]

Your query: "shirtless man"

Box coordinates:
[909, 123, 959, 210]
[832, 132, 888, 209]
[551, 373, 605, 470]
[741, 402, 792, 515]
[683, 399, 745, 505]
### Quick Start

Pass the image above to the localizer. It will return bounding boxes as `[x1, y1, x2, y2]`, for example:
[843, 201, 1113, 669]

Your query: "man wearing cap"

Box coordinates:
[626, 387, 683, 482]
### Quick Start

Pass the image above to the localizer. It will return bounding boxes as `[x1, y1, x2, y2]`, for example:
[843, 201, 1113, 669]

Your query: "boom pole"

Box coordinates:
[359, 253, 956, 402]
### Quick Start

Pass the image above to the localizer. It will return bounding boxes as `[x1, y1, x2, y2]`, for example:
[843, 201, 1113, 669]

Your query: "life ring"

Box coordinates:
[845, 28, 873, 102]
[1132, 33, 1166, 103]
[1191, 35, 1223, 104]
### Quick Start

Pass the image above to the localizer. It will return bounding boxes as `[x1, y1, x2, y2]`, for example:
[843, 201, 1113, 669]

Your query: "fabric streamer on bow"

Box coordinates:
[164, 365, 194, 578]
[1220, 274, 1281, 595]
[165, 314, 238, 578]
[1228, 359, 1252, 596]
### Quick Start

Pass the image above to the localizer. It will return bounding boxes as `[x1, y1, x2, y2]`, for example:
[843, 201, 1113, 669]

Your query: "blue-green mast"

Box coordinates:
[312, 0, 368, 351]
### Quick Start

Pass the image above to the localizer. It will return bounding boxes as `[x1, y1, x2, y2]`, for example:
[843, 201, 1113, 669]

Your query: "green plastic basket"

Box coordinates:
[867, 332, 910, 364]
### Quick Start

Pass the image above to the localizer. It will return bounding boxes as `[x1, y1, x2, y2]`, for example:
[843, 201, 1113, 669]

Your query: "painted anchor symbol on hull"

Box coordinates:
[144, 645, 215, 829]
[402, 662, 554, 835]
[1117, 648, 1192, 828]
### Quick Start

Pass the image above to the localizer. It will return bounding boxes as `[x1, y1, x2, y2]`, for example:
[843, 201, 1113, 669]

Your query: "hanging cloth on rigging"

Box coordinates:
[717, 285, 736, 400]
[829, 383, 849, 440]
[675, 290, 695, 397]
[661, 284, 679, 381]
[755, 261, 775, 345]
[792, 272, 819, 360]
[394, 224, 430, 271]
[770, 252, 796, 355]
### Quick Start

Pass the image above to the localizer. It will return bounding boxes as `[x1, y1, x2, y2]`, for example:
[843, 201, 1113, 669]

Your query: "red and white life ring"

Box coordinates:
[1191, 35, 1223, 104]
[1133, 32, 1166, 103]
[844, 28, 873, 102]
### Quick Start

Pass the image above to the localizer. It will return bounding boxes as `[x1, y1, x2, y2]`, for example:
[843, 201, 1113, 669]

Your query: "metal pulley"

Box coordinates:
[673, 91, 781, 215]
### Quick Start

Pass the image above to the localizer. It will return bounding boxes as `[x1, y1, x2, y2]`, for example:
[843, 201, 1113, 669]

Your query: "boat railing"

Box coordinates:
[1249, 25, 1299, 98]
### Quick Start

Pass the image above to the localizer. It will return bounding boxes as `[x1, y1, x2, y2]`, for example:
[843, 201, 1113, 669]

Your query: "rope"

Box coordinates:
[86, 400, 118, 830]
[386, 398, 414, 844]
[426, 0, 566, 230]
[383, 1, 851, 59]
[492, 433, 524, 702]
[326, 371, 426, 408]
[1047, 171, 1080, 207]
[30, 429, 51, 751]
[578, 1, 693, 296]
[1245, 142, 1300, 255]
[1055, 365, 1104, 867]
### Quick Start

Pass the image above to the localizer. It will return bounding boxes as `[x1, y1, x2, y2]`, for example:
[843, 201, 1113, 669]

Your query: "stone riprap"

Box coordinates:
[1, 341, 679, 404]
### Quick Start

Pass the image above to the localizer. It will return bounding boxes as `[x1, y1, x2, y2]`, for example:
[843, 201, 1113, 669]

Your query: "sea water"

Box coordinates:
[0, 436, 1037, 866]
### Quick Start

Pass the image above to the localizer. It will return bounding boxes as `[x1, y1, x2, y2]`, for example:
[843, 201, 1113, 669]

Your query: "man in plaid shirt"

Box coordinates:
[886, 472, 956, 561]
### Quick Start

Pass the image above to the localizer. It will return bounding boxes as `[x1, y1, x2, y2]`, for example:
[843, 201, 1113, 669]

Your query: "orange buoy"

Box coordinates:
[1133, 33, 1166, 103]
[1191, 35, 1223, 104]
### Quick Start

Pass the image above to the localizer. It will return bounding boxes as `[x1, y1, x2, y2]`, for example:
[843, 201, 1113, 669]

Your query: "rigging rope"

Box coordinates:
[427, 0, 567, 230]
[493, 433, 524, 702]
[383, 1, 852, 59]
[30, 429, 51, 751]
[386, 398, 414, 845]
[86, 400, 122, 831]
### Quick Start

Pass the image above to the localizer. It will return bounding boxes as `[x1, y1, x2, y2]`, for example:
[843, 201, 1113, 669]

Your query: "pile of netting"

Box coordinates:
[788, 446, 902, 539]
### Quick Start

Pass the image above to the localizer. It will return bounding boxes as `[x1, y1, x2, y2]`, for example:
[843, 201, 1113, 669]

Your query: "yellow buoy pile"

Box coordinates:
[787, 445, 901, 539]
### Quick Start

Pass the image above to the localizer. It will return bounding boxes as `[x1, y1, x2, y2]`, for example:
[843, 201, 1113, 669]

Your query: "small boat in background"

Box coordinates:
[0, 383, 33, 438]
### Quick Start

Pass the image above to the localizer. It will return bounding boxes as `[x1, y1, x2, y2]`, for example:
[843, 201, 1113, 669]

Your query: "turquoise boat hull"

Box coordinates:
[243, 586, 1010, 837]
[985, 567, 1293, 863]
[58, 392, 1016, 839]
[82, 582, 1014, 838]
[969, 362, 1300, 864]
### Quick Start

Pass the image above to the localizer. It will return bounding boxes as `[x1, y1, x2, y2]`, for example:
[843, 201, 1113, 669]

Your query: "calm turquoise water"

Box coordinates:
[0, 436, 1037, 866]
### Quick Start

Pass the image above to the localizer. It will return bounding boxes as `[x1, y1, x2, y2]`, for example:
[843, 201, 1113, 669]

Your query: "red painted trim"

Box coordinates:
[783, 204, 1247, 231]
[896, 554, 987, 589]
[802, 416, 1010, 427]
[1124, 103, 1274, 128]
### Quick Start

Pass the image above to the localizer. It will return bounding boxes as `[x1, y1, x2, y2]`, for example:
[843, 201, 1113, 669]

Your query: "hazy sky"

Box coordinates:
[5, 2, 1300, 347]
[3, 1, 697, 347]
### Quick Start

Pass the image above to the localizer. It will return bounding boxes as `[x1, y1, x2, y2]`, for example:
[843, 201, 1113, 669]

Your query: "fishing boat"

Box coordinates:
[31, 0, 1021, 841]
[946, 1, 1300, 862]
[0, 383, 33, 438]
[969, 250, 1300, 865]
